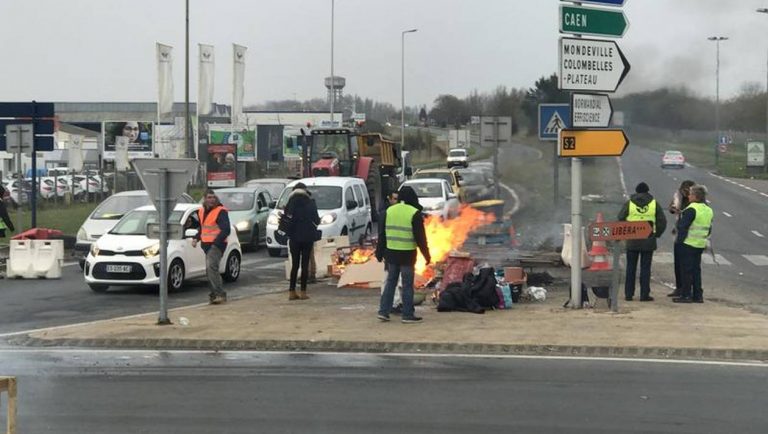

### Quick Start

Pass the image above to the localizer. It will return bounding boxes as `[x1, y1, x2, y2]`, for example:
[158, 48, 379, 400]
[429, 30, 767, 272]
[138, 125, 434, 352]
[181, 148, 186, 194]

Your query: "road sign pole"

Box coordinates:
[570, 157, 582, 308]
[610, 240, 621, 312]
[15, 139, 22, 235]
[31, 102, 38, 228]
[553, 143, 559, 204]
[158, 168, 171, 325]
[493, 117, 500, 199]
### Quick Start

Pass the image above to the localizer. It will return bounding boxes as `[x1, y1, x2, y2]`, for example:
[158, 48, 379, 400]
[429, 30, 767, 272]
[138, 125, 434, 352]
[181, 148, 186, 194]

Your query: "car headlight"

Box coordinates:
[90, 244, 100, 257]
[235, 220, 251, 231]
[425, 202, 445, 211]
[320, 213, 337, 225]
[142, 243, 160, 258]
[77, 227, 88, 241]
[267, 213, 280, 226]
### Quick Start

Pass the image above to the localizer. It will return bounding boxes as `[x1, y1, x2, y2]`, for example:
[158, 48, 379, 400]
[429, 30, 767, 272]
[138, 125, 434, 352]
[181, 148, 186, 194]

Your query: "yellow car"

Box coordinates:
[412, 168, 464, 202]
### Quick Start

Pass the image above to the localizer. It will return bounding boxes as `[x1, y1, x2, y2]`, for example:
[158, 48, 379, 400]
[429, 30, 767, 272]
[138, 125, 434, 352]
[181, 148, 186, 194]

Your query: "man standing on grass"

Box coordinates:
[0, 185, 15, 239]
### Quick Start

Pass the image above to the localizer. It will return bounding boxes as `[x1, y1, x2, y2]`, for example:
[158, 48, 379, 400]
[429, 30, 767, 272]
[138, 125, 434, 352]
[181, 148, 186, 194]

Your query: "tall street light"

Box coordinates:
[401, 28, 418, 149]
[757, 9, 768, 148]
[708, 36, 728, 168]
[330, 0, 335, 123]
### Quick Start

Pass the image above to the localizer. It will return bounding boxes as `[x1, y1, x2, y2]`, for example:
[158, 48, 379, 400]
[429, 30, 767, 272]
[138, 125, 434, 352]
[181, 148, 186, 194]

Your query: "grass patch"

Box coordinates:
[7, 201, 98, 236]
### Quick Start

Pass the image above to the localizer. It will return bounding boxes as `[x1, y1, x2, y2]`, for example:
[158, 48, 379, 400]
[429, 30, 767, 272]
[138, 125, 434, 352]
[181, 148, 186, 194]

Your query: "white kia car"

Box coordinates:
[661, 150, 686, 169]
[84, 203, 241, 292]
[400, 178, 460, 220]
[265, 177, 372, 257]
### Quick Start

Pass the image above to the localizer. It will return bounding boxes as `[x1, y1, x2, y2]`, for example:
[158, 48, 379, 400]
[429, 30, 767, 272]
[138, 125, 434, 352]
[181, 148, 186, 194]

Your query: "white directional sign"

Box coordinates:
[571, 93, 613, 128]
[559, 37, 630, 92]
[132, 158, 199, 212]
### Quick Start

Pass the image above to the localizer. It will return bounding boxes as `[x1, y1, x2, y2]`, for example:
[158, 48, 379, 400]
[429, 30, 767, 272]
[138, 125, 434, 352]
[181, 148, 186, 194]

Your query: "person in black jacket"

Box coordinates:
[617, 182, 667, 301]
[376, 186, 431, 323]
[284, 183, 320, 300]
[0, 185, 15, 238]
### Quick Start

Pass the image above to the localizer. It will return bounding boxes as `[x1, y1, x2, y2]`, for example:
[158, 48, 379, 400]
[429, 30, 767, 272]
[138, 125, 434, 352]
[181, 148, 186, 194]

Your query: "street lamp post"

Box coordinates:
[708, 36, 728, 168]
[401, 29, 418, 149]
[757, 9, 768, 149]
[330, 0, 335, 123]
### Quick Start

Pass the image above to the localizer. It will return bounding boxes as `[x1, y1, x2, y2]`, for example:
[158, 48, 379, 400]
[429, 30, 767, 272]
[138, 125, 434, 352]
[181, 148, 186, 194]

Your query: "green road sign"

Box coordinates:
[560, 4, 629, 38]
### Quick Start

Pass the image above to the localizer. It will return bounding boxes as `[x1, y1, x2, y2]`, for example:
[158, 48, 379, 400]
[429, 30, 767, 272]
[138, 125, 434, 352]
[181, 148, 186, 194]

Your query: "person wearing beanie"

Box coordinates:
[617, 182, 667, 301]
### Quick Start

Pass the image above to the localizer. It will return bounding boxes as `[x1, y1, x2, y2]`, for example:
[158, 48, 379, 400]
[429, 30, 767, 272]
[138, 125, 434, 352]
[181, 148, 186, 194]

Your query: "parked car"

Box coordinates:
[447, 148, 469, 168]
[412, 168, 462, 202]
[265, 177, 372, 257]
[400, 178, 460, 220]
[456, 168, 495, 203]
[661, 150, 686, 169]
[243, 178, 291, 201]
[2, 179, 32, 206]
[215, 187, 273, 250]
[75, 190, 195, 269]
[84, 203, 242, 292]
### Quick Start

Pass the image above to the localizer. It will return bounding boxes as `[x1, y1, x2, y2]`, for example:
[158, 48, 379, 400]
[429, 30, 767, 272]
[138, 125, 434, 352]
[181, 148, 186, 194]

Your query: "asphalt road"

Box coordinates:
[0, 249, 286, 335]
[621, 145, 768, 309]
[0, 349, 766, 433]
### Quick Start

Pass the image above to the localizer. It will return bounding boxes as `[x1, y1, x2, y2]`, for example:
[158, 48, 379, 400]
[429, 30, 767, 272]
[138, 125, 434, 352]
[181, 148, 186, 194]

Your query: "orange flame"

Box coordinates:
[415, 205, 496, 277]
[349, 248, 375, 264]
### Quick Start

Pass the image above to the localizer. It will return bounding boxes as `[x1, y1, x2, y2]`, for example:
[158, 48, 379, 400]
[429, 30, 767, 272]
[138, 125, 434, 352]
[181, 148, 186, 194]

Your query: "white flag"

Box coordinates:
[232, 44, 247, 125]
[198, 44, 215, 116]
[156, 43, 174, 117]
[69, 135, 84, 172]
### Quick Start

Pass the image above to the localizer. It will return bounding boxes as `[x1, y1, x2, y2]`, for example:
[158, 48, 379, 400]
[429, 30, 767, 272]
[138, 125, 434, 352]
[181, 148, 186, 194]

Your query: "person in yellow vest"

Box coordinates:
[192, 190, 231, 304]
[0, 185, 15, 238]
[618, 182, 667, 301]
[673, 185, 713, 304]
[376, 186, 430, 323]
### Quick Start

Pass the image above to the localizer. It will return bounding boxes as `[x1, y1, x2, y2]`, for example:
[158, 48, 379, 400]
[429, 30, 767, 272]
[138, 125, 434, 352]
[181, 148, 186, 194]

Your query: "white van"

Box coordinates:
[265, 177, 372, 257]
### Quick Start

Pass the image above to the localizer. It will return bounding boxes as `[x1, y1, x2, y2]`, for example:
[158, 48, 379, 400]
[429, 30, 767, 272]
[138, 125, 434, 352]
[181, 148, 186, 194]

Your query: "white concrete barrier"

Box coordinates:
[7, 240, 64, 279]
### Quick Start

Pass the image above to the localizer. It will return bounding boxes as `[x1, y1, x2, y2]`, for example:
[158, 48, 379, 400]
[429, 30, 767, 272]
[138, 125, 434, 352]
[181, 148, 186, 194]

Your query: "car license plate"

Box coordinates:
[106, 265, 132, 273]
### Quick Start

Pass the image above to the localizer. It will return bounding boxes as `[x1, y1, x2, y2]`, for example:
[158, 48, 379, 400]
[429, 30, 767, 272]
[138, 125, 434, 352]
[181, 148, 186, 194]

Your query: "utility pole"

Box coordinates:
[330, 0, 335, 123]
[708, 36, 728, 168]
[401, 29, 418, 148]
[185, 0, 191, 158]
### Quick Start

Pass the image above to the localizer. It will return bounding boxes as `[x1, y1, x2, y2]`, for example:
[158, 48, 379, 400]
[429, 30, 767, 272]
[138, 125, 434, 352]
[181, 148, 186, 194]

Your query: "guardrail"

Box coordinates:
[0, 376, 17, 434]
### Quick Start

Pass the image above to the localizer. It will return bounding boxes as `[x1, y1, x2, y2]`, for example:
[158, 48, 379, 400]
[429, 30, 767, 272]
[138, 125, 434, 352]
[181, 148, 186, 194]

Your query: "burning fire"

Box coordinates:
[349, 248, 375, 264]
[415, 205, 496, 278]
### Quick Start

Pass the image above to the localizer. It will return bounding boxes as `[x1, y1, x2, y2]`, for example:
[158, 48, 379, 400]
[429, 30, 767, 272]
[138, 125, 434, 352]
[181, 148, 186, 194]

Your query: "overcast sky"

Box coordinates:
[1, 0, 767, 108]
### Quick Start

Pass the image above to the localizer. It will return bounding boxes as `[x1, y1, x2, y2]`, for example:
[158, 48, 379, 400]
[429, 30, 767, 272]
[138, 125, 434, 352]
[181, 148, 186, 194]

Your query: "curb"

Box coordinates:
[7, 335, 768, 363]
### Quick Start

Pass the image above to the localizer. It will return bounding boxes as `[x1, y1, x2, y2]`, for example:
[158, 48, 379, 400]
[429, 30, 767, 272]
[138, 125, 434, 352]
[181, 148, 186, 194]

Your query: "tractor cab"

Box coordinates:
[309, 128, 357, 177]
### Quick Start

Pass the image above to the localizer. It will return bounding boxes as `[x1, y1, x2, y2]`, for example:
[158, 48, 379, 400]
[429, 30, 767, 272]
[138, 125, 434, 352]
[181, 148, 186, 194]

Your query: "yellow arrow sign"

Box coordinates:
[557, 129, 629, 157]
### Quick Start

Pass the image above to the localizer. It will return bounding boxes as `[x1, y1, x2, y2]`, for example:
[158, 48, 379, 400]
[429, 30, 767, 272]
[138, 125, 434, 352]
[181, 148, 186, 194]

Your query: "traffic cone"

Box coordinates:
[588, 212, 611, 271]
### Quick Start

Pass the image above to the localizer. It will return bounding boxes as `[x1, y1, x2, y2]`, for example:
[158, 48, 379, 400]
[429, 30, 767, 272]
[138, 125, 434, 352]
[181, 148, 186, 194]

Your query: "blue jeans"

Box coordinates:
[378, 262, 415, 318]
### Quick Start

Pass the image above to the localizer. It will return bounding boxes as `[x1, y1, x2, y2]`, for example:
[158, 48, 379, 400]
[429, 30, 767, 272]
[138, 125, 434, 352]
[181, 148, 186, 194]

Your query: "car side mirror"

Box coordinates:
[184, 228, 199, 238]
[347, 200, 358, 210]
[269, 201, 277, 209]
[260, 206, 270, 213]
[404, 167, 413, 177]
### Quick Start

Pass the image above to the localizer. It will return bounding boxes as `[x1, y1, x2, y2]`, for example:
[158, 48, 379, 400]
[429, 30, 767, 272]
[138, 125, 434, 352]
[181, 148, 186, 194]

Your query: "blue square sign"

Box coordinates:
[538, 104, 571, 141]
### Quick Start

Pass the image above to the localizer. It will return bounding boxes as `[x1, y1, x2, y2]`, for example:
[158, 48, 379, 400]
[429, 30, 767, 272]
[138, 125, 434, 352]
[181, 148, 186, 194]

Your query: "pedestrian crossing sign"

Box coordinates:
[539, 104, 571, 141]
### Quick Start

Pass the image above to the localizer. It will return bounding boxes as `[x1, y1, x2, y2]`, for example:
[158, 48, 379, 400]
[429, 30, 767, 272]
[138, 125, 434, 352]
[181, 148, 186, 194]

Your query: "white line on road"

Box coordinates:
[752, 231, 765, 238]
[722, 212, 733, 218]
[499, 182, 520, 216]
[616, 157, 628, 198]
[743, 255, 768, 266]
[0, 348, 765, 368]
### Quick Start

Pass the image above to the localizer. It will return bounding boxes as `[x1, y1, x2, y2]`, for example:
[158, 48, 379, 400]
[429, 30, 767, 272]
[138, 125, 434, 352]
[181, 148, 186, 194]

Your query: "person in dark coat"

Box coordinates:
[283, 183, 320, 300]
[667, 179, 695, 297]
[617, 182, 667, 301]
[376, 186, 430, 323]
[0, 185, 15, 238]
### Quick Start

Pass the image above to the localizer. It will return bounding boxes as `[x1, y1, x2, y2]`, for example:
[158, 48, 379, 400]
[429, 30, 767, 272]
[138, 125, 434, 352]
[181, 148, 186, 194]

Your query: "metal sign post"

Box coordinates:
[132, 159, 199, 325]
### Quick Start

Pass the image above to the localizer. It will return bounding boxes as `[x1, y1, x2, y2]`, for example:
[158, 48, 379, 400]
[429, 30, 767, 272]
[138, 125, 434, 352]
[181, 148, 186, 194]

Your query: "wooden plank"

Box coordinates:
[0, 376, 17, 434]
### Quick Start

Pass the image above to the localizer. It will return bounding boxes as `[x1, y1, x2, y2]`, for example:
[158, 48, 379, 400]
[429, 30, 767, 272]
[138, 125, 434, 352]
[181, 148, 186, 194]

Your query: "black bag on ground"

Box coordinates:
[468, 267, 500, 309]
[437, 282, 485, 314]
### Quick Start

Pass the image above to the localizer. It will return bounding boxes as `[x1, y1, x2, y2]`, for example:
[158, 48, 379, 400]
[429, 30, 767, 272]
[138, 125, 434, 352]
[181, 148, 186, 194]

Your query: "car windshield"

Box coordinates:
[218, 192, 254, 211]
[458, 170, 485, 185]
[277, 186, 343, 210]
[311, 133, 350, 161]
[407, 182, 443, 198]
[245, 181, 286, 199]
[449, 149, 467, 157]
[91, 195, 151, 220]
[110, 210, 184, 235]
[665, 151, 682, 157]
[414, 172, 452, 184]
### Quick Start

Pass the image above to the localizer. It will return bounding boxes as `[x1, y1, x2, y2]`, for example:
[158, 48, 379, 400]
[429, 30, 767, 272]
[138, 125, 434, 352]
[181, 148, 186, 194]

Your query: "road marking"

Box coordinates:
[752, 231, 765, 238]
[722, 212, 732, 218]
[652, 252, 731, 266]
[499, 182, 520, 216]
[616, 157, 628, 198]
[0, 349, 764, 368]
[743, 255, 768, 266]
[62, 261, 79, 268]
